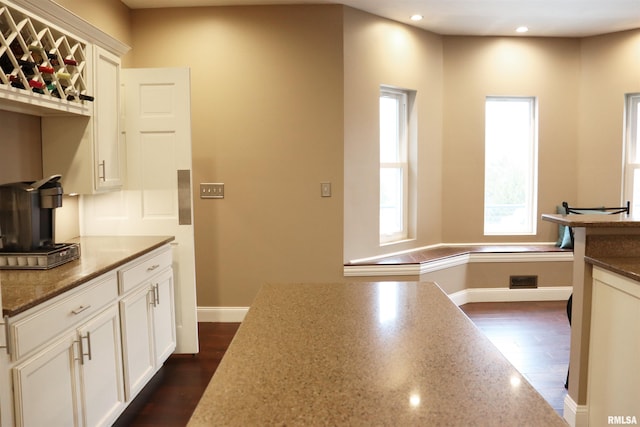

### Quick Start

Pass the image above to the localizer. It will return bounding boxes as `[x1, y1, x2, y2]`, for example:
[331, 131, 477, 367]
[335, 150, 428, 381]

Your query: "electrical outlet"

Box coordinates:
[200, 183, 224, 199]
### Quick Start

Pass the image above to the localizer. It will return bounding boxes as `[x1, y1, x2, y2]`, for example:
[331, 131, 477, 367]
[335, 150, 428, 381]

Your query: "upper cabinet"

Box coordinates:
[0, 0, 130, 194]
[42, 46, 125, 193]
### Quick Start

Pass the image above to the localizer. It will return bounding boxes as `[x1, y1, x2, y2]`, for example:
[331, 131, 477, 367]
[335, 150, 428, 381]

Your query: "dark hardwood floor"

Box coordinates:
[460, 300, 570, 415]
[115, 300, 569, 426]
[113, 322, 241, 427]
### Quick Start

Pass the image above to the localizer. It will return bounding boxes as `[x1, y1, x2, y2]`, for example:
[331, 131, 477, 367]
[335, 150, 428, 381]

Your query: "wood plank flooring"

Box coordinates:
[460, 300, 570, 415]
[115, 300, 569, 426]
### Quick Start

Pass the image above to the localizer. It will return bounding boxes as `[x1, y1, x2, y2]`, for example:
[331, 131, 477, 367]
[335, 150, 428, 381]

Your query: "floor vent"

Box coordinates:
[509, 275, 538, 289]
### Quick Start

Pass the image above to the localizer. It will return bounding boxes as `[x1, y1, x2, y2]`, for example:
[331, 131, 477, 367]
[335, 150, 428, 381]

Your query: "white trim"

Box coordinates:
[197, 286, 572, 323]
[344, 251, 573, 277]
[447, 286, 573, 306]
[349, 243, 444, 264]
[197, 307, 248, 323]
[13, 0, 131, 55]
[563, 394, 589, 427]
[469, 252, 573, 263]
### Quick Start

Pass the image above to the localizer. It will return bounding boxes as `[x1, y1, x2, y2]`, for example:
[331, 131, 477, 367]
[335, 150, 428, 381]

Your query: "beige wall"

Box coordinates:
[4, 3, 640, 307]
[128, 5, 345, 306]
[343, 8, 444, 262]
[442, 36, 581, 244]
[578, 29, 640, 205]
[54, 0, 132, 65]
[0, 112, 42, 184]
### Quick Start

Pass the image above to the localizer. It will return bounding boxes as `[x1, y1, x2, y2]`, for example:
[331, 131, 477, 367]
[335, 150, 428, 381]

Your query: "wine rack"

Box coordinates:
[0, 1, 92, 108]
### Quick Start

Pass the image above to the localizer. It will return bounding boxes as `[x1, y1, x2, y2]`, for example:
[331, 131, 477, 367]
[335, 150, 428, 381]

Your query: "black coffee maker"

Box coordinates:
[0, 175, 63, 251]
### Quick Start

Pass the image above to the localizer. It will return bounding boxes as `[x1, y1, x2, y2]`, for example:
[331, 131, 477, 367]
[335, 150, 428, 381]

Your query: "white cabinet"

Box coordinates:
[78, 305, 125, 427]
[10, 275, 124, 427]
[42, 45, 124, 194]
[93, 46, 124, 191]
[152, 268, 176, 367]
[119, 246, 176, 401]
[13, 330, 80, 426]
[1, 244, 176, 426]
[588, 267, 640, 426]
[120, 284, 155, 400]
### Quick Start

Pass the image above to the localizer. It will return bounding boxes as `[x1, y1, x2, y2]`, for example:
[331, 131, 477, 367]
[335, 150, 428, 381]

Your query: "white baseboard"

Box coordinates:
[198, 286, 572, 322]
[563, 394, 589, 427]
[198, 306, 248, 322]
[448, 286, 573, 306]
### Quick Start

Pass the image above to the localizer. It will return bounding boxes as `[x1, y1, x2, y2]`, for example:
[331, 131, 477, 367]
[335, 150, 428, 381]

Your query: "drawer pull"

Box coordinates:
[71, 305, 91, 315]
[147, 264, 160, 272]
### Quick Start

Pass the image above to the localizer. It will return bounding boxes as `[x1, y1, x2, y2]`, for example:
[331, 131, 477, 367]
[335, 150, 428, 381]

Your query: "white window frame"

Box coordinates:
[623, 93, 640, 213]
[484, 96, 538, 236]
[379, 87, 409, 244]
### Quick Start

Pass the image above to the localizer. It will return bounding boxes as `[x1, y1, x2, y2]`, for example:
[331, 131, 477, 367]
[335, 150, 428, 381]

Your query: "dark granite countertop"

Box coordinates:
[1, 235, 174, 317]
[585, 256, 640, 283]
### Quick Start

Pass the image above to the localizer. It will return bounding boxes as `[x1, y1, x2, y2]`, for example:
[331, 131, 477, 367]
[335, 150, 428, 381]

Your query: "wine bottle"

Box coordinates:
[38, 65, 54, 74]
[63, 58, 77, 66]
[28, 79, 44, 89]
[79, 94, 94, 102]
[55, 70, 71, 80]
[17, 59, 37, 68]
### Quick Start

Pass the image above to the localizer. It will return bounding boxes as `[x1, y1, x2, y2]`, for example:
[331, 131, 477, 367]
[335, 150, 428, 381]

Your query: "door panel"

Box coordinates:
[81, 68, 198, 354]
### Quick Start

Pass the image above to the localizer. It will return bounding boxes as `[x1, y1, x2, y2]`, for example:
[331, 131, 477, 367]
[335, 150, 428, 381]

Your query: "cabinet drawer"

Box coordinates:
[11, 272, 118, 360]
[118, 246, 172, 295]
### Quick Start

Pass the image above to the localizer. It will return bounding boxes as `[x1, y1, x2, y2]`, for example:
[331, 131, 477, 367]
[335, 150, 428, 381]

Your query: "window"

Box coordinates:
[484, 96, 538, 235]
[624, 94, 640, 212]
[380, 87, 409, 243]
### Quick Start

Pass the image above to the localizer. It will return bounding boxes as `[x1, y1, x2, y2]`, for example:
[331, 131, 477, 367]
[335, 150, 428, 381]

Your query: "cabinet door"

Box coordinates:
[152, 268, 176, 366]
[78, 306, 125, 427]
[94, 46, 124, 191]
[120, 285, 155, 401]
[588, 268, 640, 425]
[13, 332, 81, 427]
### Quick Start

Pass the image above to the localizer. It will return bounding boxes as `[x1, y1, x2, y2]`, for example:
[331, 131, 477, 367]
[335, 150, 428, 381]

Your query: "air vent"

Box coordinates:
[510, 275, 538, 289]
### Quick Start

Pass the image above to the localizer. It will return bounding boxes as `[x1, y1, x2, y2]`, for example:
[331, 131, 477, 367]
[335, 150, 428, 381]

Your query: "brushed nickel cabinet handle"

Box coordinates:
[147, 264, 160, 272]
[98, 160, 106, 181]
[71, 305, 91, 315]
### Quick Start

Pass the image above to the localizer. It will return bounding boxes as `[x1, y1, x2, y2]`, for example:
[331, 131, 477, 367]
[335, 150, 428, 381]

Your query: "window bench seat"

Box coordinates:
[345, 244, 573, 276]
[344, 244, 574, 305]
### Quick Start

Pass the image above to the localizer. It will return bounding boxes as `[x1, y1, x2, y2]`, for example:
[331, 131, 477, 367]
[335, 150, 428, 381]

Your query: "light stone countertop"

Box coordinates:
[1, 235, 174, 317]
[188, 281, 566, 426]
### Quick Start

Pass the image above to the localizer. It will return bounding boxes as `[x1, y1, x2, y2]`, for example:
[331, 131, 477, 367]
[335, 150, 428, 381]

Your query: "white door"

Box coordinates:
[80, 68, 198, 354]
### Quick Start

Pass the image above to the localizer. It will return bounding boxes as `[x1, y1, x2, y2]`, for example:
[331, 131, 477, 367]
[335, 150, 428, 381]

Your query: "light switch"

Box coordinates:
[200, 183, 224, 199]
[321, 182, 331, 197]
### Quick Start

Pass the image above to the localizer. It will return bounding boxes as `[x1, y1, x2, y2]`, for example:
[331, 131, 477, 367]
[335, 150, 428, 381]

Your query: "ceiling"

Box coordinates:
[120, 0, 640, 37]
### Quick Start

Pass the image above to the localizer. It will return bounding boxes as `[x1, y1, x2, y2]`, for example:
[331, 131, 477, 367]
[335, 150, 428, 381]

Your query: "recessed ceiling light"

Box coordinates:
[516, 26, 529, 33]
[410, 14, 423, 21]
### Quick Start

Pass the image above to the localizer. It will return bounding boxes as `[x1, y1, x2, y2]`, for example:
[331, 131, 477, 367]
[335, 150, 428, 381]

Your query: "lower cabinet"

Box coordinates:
[13, 305, 124, 427]
[120, 263, 176, 401]
[2, 244, 176, 427]
[588, 267, 640, 425]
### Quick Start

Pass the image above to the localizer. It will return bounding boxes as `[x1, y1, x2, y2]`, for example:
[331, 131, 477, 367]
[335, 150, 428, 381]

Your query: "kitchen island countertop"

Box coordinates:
[1, 235, 174, 317]
[188, 281, 566, 426]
